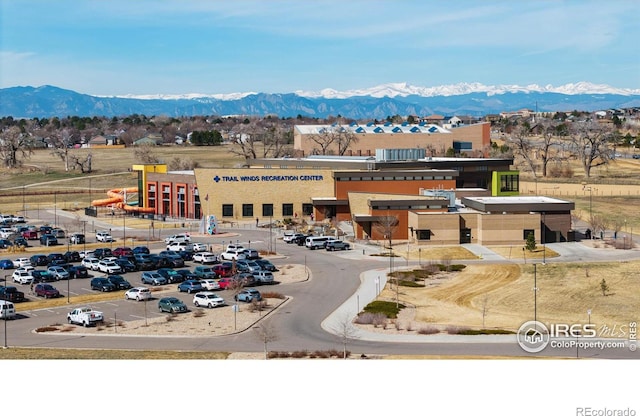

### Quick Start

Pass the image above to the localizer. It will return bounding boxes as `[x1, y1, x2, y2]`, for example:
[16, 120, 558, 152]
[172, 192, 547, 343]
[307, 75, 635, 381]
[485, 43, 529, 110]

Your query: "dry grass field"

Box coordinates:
[380, 260, 640, 335]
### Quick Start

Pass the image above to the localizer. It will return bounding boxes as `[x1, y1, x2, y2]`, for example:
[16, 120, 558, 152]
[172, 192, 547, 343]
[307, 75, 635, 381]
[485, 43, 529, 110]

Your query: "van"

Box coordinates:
[0, 300, 16, 320]
[304, 236, 337, 250]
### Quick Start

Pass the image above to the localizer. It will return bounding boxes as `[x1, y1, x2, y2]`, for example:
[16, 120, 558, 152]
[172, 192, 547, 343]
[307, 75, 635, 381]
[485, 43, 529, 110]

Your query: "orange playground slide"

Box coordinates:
[91, 187, 155, 213]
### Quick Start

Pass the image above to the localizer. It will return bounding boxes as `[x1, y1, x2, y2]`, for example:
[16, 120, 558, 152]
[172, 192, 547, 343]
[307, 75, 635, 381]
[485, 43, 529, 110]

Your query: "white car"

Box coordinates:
[193, 292, 226, 308]
[12, 269, 34, 284]
[96, 231, 114, 242]
[98, 260, 121, 274]
[78, 250, 95, 259]
[124, 287, 152, 301]
[82, 257, 100, 271]
[199, 279, 220, 291]
[219, 249, 246, 261]
[16, 265, 35, 274]
[191, 242, 208, 252]
[193, 252, 218, 264]
[164, 233, 191, 244]
[12, 257, 31, 268]
[166, 241, 189, 252]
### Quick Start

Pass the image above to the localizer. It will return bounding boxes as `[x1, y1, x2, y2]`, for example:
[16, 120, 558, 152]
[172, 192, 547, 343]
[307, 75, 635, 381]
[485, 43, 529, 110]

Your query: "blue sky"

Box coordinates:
[1, 0, 639, 96]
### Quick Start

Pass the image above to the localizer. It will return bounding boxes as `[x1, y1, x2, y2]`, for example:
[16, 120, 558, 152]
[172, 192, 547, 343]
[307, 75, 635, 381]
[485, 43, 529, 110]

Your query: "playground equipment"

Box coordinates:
[91, 187, 155, 213]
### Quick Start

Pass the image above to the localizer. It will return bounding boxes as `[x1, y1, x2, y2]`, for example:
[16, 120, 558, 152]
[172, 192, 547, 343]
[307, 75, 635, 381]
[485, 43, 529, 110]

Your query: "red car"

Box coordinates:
[22, 230, 38, 240]
[217, 277, 236, 290]
[34, 283, 60, 299]
[212, 264, 233, 278]
[112, 247, 133, 257]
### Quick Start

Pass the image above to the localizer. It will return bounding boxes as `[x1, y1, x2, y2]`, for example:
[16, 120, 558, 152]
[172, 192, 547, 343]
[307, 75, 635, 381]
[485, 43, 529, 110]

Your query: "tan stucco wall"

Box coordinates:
[193, 168, 334, 221]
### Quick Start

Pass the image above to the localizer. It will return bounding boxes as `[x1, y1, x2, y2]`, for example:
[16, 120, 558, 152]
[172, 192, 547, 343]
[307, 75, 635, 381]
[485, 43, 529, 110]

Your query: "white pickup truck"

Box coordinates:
[67, 307, 104, 327]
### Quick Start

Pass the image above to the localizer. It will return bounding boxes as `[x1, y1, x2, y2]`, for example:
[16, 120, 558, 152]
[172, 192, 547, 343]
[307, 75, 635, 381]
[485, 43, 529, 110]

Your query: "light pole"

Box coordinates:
[587, 309, 591, 325]
[3, 274, 8, 348]
[123, 213, 126, 245]
[82, 221, 87, 253]
[583, 186, 593, 226]
[542, 211, 546, 264]
[67, 240, 71, 303]
[54, 191, 57, 227]
[418, 248, 421, 267]
[533, 263, 539, 323]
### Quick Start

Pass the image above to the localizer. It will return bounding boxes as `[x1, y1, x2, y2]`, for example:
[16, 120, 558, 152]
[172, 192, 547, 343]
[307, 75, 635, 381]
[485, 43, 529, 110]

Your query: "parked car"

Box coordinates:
[157, 251, 185, 268]
[166, 241, 190, 252]
[193, 292, 225, 308]
[255, 259, 278, 272]
[34, 283, 60, 299]
[68, 265, 89, 279]
[193, 252, 218, 264]
[93, 248, 113, 259]
[219, 249, 246, 261]
[12, 237, 29, 248]
[190, 242, 208, 252]
[325, 240, 351, 251]
[141, 271, 167, 286]
[78, 250, 95, 259]
[69, 233, 85, 244]
[52, 228, 66, 238]
[124, 287, 152, 301]
[47, 266, 70, 280]
[107, 275, 132, 290]
[0, 259, 15, 269]
[178, 250, 195, 261]
[12, 270, 34, 285]
[242, 248, 260, 260]
[63, 251, 81, 263]
[22, 230, 38, 240]
[0, 300, 16, 320]
[0, 286, 25, 302]
[283, 232, 304, 243]
[13, 259, 32, 269]
[133, 254, 155, 271]
[98, 260, 122, 275]
[90, 277, 116, 292]
[176, 269, 199, 280]
[236, 260, 262, 273]
[157, 268, 185, 284]
[235, 288, 262, 303]
[252, 270, 275, 285]
[177, 280, 203, 293]
[96, 231, 114, 242]
[0, 239, 13, 249]
[212, 263, 233, 278]
[31, 269, 56, 283]
[158, 297, 188, 313]
[115, 258, 137, 273]
[199, 279, 221, 291]
[39, 234, 58, 246]
[132, 246, 150, 255]
[164, 233, 191, 244]
[28, 255, 48, 267]
[39, 226, 53, 235]
[46, 253, 65, 265]
[193, 265, 216, 279]
[82, 257, 101, 271]
[112, 247, 133, 257]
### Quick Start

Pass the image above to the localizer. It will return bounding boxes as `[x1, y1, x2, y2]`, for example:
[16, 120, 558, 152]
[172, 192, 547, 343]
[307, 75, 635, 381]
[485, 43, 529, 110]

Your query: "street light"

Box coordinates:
[67, 240, 71, 303]
[542, 211, 546, 264]
[583, 186, 593, 226]
[533, 263, 539, 323]
[587, 309, 592, 325]
[3, 274, 8, 348]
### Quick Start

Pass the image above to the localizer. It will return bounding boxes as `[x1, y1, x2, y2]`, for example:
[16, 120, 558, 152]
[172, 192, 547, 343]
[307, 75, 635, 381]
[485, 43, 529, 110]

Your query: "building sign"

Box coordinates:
[213, 175, 324, 183]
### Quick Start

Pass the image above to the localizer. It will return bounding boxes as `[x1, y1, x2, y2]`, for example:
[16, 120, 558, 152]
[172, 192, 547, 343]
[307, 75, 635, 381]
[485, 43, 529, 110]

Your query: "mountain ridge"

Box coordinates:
[1, 83, 639, 119]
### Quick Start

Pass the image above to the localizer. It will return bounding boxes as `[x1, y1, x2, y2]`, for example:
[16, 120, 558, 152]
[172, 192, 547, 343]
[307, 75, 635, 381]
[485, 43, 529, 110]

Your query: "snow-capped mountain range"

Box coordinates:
[1, 82, 639, 119]
[112, 81, 640, 101]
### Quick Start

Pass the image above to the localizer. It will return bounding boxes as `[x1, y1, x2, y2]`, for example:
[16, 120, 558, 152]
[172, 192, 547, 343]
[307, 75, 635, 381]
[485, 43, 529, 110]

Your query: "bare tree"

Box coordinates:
[307, 124, 358, 156]
[507, 121, 537, 177]
[253, 321, 279, 359]
[48, 127, 78, 172]
[569, 121, 614, 178]
[0, 126, 34, 168]
[333, 312, 359, 359]
[134, 144, 160, 164]
[481, 294, 490, 328]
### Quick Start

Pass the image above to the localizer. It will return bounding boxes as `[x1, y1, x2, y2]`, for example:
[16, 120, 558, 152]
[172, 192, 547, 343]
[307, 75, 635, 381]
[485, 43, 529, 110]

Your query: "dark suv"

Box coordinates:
[94, 248, 113, 259]
[90, 277, 116, 292]
[0, 286, 25, 302]
[34, 283, 60, 299]
[107, 275, 132, 290]
[39, 234, 58, 246]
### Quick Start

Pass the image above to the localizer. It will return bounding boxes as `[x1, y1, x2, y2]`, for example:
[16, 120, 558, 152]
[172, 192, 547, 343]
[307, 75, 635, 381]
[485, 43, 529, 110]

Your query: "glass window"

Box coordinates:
[523, 229, 535, 240]
[302, 204, 313, 215]
[262, 204, 274, 217]
[282, 203, 294, 216]
[222, 204, 233, 217]
[417, 230, 431, 240]
[242, 204, 253, 217]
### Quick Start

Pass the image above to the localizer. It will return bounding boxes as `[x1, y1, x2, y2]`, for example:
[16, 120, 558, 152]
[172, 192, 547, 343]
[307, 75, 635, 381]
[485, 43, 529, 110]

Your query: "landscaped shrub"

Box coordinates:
[418, 326, 440, 335]
[291, 350, 308, 358]
[261, 291, 285, 299]
[354, 312, 376, 325]
[446, 325, 471, 334]
[372, 313, 387, 328]
[362, 300, 405, 319]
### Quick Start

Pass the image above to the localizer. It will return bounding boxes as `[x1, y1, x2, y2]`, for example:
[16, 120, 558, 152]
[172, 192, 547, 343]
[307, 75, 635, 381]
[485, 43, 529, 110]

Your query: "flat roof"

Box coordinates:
[462, 196, 575, 213]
